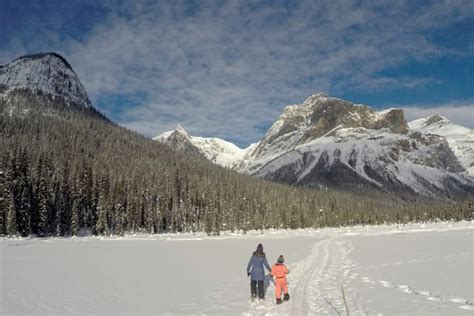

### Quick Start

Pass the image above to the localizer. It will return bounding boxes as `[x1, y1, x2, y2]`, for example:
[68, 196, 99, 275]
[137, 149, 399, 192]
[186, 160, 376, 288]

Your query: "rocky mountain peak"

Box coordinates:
[154, 124, 190, 142]
[15, 52, 74, 71]
[302, 92, 329, 105]
[305, 100, 409, 137]
[154, 125, 202, 158]
[409, 115, 473, 175]
[251, 94, 409, 161]
[0, 52, 91, 107]
[174, 124, 189, 136]
[154, 126, 252, 169]
[425, 114, 448, 126]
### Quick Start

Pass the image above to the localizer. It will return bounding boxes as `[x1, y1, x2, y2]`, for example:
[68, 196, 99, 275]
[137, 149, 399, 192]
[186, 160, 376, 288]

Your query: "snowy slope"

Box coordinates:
[0, 52, 91, 107]
[253, 126, 471, 196]
[154, 125, 255, 168]
[409, 114, 474, 175]
[2, 222, 473, 315]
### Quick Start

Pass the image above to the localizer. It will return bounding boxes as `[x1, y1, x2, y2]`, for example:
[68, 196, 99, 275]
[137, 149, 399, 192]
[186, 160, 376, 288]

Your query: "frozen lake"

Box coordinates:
[1, 222, 473, 315]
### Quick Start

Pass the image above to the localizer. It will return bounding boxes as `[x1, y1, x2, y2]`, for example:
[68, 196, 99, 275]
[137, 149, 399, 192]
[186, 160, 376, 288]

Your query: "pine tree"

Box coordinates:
[56, 160, 71, 236]
[6, 190, 17, 236]
[114, 202, 125, 236]
[113, 182, 127, 236]
[2, 155, 17, 236]
[95, 174, 109, 236]
[204, 206, 213, 236]
[144, 189, 155, 233]
[36, 157, 50, 237]
[18, 188, 32, 236]
[83, 162, 95, 232]
[71, 199, 80, 236]
[16, 153, 31, 237]
[213, 190, 222, 235]
[0, 156, 8, 235]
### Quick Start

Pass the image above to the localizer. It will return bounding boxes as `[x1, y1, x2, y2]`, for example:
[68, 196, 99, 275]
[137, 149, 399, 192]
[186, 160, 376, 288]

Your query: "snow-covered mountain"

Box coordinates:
[240, 93, 472, 197]
[154, 125, 255, 169]
[239, 93, 409, 173]
[156, 93, 473, 198]
[0, 52, 91, 108]
[409, 114, 474, 175]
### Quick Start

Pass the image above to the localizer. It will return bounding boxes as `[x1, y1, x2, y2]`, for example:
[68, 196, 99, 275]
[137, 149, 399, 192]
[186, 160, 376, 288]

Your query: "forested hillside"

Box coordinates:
[1, 90, 472, 237]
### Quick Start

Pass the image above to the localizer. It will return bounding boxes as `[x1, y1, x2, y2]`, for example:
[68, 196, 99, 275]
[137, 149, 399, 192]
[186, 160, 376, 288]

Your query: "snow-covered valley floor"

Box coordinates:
[1, 222, 473, 315]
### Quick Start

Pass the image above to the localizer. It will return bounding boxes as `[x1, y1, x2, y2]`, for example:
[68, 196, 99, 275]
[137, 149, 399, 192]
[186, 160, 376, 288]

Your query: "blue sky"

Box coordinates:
[1, 0, 473, 147]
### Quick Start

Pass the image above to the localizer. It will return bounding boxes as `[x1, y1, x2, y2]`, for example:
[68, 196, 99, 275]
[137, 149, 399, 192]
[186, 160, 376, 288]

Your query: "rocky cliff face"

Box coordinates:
[0, 52, 91, 108]
[252, 126, 470, 198]
[241, 93, 410, 173]
[409, 114, 474, 175]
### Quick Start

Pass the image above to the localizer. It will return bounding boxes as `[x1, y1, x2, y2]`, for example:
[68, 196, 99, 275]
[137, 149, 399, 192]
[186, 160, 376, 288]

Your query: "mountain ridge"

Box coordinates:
[155, 94, 473, 198]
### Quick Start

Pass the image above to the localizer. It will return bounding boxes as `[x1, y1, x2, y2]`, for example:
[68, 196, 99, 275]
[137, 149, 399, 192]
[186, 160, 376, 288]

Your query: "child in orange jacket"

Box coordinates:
[271, 255, 290, 304]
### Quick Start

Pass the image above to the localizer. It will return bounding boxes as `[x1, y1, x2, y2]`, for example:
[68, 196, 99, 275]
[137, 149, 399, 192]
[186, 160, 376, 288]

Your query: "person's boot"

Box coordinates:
[276, 298, 282, 304]
[284, 293, 290, 301]
[251, 294, 257, 301]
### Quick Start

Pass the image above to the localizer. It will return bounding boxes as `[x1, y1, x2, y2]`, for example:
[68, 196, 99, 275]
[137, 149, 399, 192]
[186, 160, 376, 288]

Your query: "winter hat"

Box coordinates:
[256, 243, 263, 252]
[277, 255, 284, 263]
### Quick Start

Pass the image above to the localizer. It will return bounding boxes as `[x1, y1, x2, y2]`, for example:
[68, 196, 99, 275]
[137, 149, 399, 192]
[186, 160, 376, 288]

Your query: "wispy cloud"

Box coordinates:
[1, 0, 473, 146]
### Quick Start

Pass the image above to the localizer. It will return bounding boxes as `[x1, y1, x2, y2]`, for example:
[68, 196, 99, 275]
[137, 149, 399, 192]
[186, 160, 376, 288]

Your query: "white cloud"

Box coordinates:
[2, 1, 473, 146]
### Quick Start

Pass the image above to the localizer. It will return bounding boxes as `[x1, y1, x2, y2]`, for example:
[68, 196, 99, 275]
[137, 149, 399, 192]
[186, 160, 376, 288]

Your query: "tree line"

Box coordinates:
[1, 90, 472, 237]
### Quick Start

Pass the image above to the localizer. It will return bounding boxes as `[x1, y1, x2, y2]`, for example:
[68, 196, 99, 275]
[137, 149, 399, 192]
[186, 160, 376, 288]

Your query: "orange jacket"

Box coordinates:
[271, 263, 289, 278]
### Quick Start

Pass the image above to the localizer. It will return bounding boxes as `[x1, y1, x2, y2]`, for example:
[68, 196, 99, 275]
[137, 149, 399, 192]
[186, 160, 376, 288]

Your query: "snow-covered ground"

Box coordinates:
[1, 222, 473, 315]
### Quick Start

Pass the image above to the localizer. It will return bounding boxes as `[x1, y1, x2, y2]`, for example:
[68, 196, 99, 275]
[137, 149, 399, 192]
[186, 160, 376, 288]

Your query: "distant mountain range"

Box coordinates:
[1, 52, 471, 200]
[156, 93, 473, 198]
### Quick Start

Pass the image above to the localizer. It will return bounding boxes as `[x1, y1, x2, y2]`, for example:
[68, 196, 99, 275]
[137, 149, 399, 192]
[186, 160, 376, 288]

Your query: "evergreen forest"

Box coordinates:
[1, 90, 472, 237]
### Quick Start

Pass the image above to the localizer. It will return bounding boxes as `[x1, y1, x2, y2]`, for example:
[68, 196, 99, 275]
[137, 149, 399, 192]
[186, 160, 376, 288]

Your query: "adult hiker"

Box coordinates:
[246, 243, 272, 300]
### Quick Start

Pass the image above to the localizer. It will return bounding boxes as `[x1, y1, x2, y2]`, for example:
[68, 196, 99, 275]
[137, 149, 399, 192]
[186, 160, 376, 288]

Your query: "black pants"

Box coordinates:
[251, 280, 265, 299]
